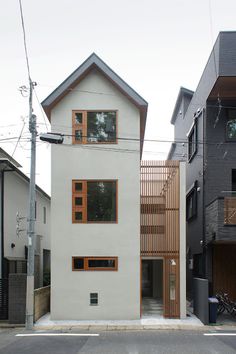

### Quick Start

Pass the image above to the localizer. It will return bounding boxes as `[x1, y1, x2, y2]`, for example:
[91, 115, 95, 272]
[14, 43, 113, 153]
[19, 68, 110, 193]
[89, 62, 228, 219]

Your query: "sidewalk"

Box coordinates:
[35, 312, 204, 331]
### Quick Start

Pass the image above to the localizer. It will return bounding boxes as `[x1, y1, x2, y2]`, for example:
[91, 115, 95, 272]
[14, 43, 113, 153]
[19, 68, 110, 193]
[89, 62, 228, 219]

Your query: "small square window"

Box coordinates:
[75, 130, 82, 141]
[90, 293, 98, 306]
[75, 211, 83, 221]
[75, 112, 83, 124]
[73, 258, 84, 270]
[75, 197, 83, 206]
[75, 182, 83, 192]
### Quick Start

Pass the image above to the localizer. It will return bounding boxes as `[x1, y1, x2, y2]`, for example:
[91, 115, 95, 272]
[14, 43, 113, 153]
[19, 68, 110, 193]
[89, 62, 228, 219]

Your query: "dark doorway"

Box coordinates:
[142, 259, 163, 316]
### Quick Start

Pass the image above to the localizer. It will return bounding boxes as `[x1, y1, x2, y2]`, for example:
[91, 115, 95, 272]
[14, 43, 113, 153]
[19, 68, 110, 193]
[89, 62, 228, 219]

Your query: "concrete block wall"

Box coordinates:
[34, 285, 50, 322]
[8, 274, 26, 324]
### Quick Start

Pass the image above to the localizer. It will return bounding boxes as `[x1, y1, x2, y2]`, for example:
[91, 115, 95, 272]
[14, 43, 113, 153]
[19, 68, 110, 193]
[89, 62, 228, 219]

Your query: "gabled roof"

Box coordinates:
[42, 53, 148, 152]
[170, 87, 194, 124]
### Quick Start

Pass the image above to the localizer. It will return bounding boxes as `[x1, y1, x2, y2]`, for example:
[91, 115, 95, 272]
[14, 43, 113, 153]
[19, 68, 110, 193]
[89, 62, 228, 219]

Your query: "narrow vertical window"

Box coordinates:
[186, 182, 197, 221]
[43, 206, 46, 224]
[188, 122, 197, 161]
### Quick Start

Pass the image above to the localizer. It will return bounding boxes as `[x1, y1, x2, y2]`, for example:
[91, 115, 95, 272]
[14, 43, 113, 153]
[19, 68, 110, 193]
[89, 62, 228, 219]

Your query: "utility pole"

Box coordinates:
[25, 80, 37, 330]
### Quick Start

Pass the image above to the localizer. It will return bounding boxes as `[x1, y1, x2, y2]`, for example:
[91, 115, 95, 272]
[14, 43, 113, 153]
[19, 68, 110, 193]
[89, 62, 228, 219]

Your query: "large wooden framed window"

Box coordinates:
[72, 257, 118, 271]
[72, 110, 117, 144]
[72, 180, 117, 223]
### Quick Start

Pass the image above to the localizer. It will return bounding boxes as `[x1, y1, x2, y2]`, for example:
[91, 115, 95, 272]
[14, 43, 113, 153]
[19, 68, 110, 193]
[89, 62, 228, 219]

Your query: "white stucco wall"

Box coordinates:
[4, 171, 51, 286]
[50, 69, 141, 320]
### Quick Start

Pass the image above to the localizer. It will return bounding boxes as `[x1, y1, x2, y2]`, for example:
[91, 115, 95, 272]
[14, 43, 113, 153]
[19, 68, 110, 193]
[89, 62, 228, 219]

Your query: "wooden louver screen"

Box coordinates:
[140, 160, 180, 318]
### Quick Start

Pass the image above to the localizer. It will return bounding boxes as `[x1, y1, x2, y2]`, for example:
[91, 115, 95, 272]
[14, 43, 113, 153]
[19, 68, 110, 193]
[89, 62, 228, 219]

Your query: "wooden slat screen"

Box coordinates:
[140, 160, 180, 318]
[224, 197, 236, 224]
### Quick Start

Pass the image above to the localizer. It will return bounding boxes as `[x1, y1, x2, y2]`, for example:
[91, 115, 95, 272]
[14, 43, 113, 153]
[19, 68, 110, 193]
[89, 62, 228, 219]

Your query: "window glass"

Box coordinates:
[75, 211, 83, 221]
[73, 258, 84, 270]
[75, 182, 83, 192]
[75, 130, 82, 142]
[90, 293, 98, 305]
[232, 170, 236, 192]
[87, 181, 116, 222]
[226, 110, 236, 140]
[43, 206, 46, 224]
[186, 184, 197, 221]
[88, 259, 116, 268]
[75, 112, 83, 124]
[188, 123, 197, 161]
[75, 197, 83, 206]
[87, 111, 116, 143]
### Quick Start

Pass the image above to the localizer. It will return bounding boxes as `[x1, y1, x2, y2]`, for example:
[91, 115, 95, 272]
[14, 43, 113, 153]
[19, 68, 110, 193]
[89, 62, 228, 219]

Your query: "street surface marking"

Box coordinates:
[16, 333, 99, 337]
[204, 333, 236, 336]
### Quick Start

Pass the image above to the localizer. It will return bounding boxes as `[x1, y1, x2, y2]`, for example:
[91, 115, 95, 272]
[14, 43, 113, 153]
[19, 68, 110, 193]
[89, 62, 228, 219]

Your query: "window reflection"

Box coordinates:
[87, 112, 116, 142]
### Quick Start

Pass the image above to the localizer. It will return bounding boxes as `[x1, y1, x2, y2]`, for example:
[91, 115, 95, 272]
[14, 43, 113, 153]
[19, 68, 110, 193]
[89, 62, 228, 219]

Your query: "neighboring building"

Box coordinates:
[0, 148, 51, 319]
[42, 53, 186, 320]
[168, 31, 236, 300]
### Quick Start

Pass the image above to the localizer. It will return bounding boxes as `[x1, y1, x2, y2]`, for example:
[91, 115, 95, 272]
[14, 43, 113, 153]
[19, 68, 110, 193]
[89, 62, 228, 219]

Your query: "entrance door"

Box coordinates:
[141, 259, 163, 317]
[142, 260, 153, 297]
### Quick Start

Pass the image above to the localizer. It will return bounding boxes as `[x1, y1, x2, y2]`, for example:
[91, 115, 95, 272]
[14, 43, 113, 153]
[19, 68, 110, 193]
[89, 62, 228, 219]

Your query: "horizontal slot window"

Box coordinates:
[72, 257, 118, 271]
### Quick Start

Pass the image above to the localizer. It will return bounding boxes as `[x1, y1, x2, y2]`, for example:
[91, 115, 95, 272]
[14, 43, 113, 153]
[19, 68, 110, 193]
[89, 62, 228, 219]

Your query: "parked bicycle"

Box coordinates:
[215, 292, 236, 317]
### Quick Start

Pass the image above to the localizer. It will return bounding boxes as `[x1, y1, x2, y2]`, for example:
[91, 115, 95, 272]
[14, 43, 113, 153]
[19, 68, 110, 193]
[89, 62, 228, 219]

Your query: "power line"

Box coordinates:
[33, 88, 49, 130]
[18, 0, 31, 81]
[11, 119, 26, 158]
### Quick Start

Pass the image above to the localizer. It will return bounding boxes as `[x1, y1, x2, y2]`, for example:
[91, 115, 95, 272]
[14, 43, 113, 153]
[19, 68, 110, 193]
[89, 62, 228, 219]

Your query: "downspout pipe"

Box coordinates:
[1, 171, 4, 279]
[202, 107, 206, 278]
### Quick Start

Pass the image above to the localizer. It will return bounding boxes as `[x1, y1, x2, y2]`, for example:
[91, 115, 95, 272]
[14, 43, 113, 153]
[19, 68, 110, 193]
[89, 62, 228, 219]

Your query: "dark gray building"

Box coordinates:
[168, 31, 236, 300]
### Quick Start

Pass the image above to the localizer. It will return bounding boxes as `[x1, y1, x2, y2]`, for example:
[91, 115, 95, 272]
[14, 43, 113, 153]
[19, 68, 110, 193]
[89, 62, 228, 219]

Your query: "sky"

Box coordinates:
[1, 0, 236, 194]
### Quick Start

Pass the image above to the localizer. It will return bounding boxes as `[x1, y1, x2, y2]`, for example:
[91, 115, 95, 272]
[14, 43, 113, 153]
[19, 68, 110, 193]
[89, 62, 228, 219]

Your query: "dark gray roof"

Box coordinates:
[42, 53, 148, 114]
[0, 148, 21, 168]
[0, 159, 50, 200]
[170, 87, 194, 125]
[42, 53, 148, 152]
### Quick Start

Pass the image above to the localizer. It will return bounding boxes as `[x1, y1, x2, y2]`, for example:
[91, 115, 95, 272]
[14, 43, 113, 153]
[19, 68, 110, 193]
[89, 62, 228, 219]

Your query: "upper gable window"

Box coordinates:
[72, 111, 117, 144]
[226, 109, 236, 141]
[188, 122, 197, 162]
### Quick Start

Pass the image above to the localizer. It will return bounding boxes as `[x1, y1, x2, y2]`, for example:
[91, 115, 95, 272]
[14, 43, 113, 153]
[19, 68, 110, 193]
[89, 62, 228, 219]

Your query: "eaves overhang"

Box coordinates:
[41, 53, 148, 154]
[0, 159, 50, 200]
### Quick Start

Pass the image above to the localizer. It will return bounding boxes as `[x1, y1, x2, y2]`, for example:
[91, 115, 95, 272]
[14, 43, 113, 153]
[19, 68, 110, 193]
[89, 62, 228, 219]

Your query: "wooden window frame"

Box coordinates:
[72, 110, 118, 144]
[72, 180, 118, 224]
[72, 256, 118, 271]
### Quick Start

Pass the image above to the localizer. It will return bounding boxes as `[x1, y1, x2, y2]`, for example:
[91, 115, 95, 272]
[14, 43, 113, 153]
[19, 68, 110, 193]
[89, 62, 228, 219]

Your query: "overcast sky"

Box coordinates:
[1, 0, 236, 194]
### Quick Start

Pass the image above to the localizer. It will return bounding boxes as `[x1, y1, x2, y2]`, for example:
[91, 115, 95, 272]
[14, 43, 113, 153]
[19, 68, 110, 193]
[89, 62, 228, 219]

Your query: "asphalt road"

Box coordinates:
[0, 328, 236, 354]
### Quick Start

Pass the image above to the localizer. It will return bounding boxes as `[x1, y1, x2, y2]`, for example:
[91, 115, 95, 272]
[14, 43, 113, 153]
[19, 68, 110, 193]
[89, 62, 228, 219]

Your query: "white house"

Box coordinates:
[0, 148, 51, 289]
[42, 53, 147, 320]
[42, 53, 186, 320]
